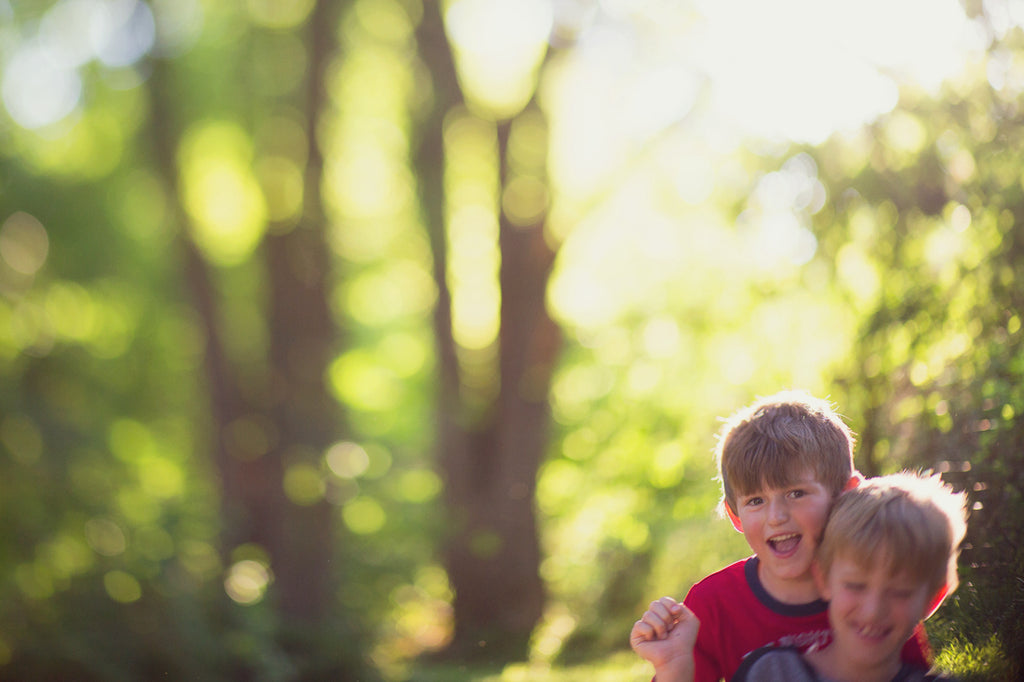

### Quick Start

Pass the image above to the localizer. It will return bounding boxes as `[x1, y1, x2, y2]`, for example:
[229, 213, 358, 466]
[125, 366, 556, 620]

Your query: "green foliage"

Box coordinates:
[3, 1, 1024, 680]
[0, 0, 379, 678]
[811, 27, 1024, 678]
[932, 636, 1014, 682]
[930, 591, 1022, 682]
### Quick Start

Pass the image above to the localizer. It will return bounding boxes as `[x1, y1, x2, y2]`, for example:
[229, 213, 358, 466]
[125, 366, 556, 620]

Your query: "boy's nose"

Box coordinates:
[860, 591, 886, 619]
[768, 498, 790, 523]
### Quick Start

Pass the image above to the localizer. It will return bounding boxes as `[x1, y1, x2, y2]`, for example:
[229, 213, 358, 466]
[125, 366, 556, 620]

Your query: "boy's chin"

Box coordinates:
[759, 562, 820, 603]
[764, 552, 816, 580]
[771, 563, 814, 581]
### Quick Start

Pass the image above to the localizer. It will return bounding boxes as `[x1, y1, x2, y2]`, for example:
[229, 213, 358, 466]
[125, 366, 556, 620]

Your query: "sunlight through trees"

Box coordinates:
[0, 0, 1021, 680]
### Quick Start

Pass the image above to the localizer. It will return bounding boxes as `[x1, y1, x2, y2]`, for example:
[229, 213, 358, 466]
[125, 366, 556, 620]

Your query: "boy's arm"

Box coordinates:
[630, 597, 699, 682]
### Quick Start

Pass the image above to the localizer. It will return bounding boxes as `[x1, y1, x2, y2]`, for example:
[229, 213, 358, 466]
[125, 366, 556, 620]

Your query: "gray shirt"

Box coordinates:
[732, 645, 952, 682]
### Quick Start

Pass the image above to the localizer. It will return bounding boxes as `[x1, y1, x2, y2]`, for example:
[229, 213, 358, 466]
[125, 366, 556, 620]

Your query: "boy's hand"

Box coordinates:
[630, 597, 699, 680]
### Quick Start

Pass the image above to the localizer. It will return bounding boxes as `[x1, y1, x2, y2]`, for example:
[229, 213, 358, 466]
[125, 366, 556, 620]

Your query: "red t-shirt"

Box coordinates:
[681, 556, 930, 682]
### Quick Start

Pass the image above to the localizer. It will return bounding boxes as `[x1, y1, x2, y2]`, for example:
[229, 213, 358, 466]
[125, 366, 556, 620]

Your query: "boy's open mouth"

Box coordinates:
[767, 533, 801, 555]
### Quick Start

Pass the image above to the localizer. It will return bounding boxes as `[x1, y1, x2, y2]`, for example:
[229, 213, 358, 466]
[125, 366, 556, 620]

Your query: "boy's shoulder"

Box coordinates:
[685, 555, 828, 621]
[732, 645, 816, 682]
[685, 557, 751, 605]
[695, 556, 749, 584]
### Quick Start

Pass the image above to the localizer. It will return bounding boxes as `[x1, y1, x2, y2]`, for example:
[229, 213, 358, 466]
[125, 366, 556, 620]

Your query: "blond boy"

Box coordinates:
[630, 391, 930, 681]
[660, 472, 968, 681]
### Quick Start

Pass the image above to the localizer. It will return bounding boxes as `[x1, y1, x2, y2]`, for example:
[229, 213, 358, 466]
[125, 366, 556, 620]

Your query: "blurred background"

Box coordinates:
[0, 0, 1022, 680]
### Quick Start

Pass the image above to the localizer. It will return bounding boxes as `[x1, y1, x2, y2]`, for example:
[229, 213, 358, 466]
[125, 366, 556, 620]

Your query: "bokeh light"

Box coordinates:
[445, 0, 553, 119]
[395, 469, 442, 504]
[444, 111, 500, 352]
[283, 462, 325, 506]
[84, 518, 128, 557]
[178, 121, 268, 266]
[104, 570, 142, 603]
[343, 496, 387, 535]
[1, 43, 82, 129]
[90, 0, 156, 68]
[325, 441, 370, 479]
[0, 212, 49, 277]
[224, 559, 272, 605]
[690, 0, 974, 143]
[1, 0, 159, 129]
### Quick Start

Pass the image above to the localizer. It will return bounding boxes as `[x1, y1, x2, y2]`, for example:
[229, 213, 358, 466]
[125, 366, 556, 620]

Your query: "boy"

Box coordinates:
[639, 471, 968, 681]
[630, 391, 930, 681]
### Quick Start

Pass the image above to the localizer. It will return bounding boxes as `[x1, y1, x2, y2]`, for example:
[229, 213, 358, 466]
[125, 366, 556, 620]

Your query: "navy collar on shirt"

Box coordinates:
[746, 556, 829, 617]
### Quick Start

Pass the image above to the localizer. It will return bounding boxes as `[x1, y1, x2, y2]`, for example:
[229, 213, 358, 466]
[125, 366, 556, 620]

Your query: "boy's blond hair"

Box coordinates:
[715, 390, 856, 515]
[817, 471, 968, 596]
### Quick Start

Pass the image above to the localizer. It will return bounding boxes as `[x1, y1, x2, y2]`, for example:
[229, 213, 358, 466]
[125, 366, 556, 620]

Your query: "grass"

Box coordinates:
[398, 650, 651, 682]
[397, 640, 1019, 682]
[931, 634, 1019, 682]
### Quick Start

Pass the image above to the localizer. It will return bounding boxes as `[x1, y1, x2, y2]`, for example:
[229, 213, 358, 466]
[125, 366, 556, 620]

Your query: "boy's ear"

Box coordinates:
[843, 472, 864, 491]
[725, 503, 743, 533]
[925, 584, 950, 619]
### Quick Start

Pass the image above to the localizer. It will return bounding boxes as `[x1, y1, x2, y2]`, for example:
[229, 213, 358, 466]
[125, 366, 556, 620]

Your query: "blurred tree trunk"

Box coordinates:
[146, 60, 271, 555]
[260, 0, 342, 630]
[415, 1, 560, 661]
[146, 0, 357, 674]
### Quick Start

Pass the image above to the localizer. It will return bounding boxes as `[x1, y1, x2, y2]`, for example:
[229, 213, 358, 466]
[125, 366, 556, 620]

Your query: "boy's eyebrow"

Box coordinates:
[740, 477, 815, 494]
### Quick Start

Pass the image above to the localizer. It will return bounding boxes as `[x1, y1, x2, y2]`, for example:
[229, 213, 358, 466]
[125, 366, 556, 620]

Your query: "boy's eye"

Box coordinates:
[788, 489, 806, 499]
[745, 497, 764, 507]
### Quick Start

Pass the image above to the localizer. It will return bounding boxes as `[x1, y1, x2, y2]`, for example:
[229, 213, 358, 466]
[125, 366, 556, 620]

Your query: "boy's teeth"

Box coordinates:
[768, 534, 800, 553]
[857, 625, 887, 639]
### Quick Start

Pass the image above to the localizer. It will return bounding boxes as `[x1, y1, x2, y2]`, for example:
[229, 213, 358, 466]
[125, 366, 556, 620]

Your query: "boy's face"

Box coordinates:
[733, 471, 831, 601]
[819, 554, 931, 673]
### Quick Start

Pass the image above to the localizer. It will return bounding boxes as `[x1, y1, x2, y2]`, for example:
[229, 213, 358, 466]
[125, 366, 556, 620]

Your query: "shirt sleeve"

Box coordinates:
[901, 622, 932, 668]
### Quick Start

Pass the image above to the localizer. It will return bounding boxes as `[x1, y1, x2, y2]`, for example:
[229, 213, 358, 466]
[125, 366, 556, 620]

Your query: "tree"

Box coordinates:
[0, 0, 371, 678]
[414, 0, 559, 660]
[146, 1, 368, 675]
